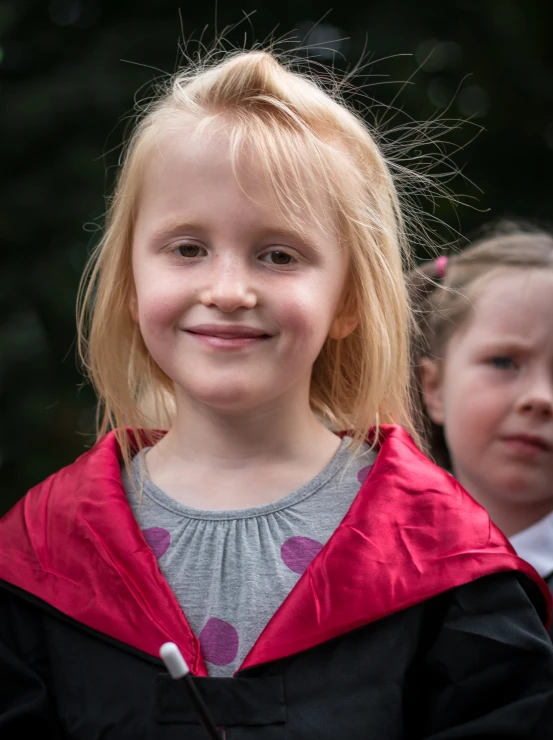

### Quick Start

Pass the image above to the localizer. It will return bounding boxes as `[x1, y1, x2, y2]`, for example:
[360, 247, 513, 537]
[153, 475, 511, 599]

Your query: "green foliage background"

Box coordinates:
[1, 0, 552, 512]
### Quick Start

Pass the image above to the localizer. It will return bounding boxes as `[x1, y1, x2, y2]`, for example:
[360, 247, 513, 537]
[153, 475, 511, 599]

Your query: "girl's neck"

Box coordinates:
[490, 500, 553, 538]
[456, 476, 553, 537]
[144, 386, 342, 510]
[165, 388, 332, 463]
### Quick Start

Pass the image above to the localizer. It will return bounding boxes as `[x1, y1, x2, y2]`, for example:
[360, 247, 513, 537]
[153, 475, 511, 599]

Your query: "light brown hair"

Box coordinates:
[410, 221, 553, 468]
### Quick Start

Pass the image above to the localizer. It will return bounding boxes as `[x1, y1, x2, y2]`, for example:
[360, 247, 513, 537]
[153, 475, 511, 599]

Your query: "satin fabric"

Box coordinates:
[0, 425, 549, 678]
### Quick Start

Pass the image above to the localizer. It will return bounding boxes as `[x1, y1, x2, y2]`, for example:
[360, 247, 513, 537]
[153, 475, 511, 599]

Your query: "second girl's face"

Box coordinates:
[131, 126, 353, 414]
[422, 269, 553, 509]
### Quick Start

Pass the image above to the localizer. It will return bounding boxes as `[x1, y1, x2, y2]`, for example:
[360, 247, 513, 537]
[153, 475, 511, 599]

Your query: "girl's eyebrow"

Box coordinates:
[148, 221, 206, 243]
[261, 226, 324, 254]
[480, 337, 535, 352]
[146, 220, 326, 254]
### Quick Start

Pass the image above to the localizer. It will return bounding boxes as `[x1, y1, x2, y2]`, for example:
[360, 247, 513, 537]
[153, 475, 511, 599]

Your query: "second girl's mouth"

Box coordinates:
[501, 434, 552, 455]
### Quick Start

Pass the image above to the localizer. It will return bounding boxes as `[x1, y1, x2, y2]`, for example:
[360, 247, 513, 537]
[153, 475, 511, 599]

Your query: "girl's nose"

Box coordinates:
[198, 257, 257, 312]
[517, 377, 553, 419]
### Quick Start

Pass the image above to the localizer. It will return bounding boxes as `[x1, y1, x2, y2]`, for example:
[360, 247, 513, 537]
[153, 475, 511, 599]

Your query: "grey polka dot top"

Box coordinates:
[122, 437, 375, 677]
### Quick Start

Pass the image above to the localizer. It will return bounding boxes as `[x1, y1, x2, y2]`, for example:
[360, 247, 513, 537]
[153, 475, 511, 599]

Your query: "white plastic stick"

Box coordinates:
[160, 642, 190, 679]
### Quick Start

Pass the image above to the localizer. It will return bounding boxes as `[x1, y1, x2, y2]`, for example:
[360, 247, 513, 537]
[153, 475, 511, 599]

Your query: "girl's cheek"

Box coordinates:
[138, 291, 183, 327]
[281, 287, 337, 331]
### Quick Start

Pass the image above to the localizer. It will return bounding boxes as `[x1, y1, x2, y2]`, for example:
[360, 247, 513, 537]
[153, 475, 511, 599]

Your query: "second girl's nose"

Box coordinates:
[517, 377, 553, 419]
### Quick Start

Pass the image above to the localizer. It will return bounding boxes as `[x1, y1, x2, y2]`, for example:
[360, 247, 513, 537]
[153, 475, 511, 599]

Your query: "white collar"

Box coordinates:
[509, 509, 553, 579]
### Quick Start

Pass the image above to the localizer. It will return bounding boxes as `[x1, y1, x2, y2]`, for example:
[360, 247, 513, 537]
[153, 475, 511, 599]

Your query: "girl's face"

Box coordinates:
[131, 127, 356, 415]
[421, 269, 553, 524]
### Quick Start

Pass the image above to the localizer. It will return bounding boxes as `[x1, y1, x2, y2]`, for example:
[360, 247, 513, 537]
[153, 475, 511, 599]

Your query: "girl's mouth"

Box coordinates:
[501, 434, 552, 455]
[184, 324, 271, 349]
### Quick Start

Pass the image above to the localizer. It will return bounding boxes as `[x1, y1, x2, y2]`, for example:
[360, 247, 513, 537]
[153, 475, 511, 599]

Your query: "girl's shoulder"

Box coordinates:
[361, 423, 475, 506]
[0, 429, 132, 600]
[1, 430, 125, 529]
[352, 424, 551, 608]
[0, 429, 182, 659]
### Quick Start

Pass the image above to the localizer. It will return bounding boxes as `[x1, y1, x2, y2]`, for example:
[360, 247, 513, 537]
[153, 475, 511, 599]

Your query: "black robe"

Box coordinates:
[546, 572, 553, 639]
[1, 426, 553, 738]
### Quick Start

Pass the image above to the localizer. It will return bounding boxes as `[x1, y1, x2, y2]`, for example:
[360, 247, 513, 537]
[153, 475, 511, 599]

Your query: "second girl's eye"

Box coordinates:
[260, 250, 295, 266]
[175, 244, 206, 258]
[490, 356, 516, 370]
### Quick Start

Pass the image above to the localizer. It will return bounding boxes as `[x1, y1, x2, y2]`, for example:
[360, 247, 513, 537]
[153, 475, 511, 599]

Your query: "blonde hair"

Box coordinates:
[78, 49, 418, 469]
[410, 221, 553, 468]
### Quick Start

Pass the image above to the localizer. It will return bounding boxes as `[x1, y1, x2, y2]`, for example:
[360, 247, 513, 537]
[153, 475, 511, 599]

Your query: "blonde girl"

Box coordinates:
[1, 53, 553, 739]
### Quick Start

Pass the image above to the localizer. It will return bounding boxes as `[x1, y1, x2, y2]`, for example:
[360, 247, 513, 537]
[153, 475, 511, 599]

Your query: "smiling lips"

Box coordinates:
[184, 324, 271, 349]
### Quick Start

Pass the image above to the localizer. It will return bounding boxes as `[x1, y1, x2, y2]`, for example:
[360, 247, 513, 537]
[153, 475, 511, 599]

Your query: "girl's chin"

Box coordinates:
[168, 368, 313, 414]
[492, 476, 553, 505]
[175, 384, 285, 413]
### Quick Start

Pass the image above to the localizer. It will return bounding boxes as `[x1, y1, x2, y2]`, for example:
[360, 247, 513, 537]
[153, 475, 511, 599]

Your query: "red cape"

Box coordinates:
[0, 426, 549, 676]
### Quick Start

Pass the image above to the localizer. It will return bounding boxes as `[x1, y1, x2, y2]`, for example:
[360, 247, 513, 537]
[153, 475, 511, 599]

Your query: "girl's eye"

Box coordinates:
[260, 250, 295, 266]
[175, 244, 206, 258]
[490, 356, 516, 370]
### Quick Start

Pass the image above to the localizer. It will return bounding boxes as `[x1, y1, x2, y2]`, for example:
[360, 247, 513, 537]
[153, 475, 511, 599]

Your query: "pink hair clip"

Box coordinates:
[435, 256, 448, 278]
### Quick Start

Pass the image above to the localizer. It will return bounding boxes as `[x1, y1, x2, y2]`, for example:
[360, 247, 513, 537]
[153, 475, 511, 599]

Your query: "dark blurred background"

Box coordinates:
[1, 0, 552, 513]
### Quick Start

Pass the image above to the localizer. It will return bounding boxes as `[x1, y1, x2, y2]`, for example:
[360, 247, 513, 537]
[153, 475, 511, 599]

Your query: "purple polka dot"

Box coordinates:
[357, 465, 372, 484]
[281, 536, 324, 575]
[142, 527, 171, 558]
[200, 618, 239, 666]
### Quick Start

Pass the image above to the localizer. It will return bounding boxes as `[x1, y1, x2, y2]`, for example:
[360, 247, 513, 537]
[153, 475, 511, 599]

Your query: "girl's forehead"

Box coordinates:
[474, 268, 553, 308]
[466, 268, 553, 342]
[137, 122, 338, 240]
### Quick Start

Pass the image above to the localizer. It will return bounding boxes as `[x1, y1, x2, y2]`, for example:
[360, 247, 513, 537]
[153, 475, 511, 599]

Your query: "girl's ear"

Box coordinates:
[329, 293, 359, 340]
[328, 309, 359, 340]
[419, 357, 445, 425]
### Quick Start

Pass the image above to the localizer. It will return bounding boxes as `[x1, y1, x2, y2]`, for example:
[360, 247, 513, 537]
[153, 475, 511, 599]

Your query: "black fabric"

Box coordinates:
[155, 675, 286, 725]
[545, 572, 553, 639]
[1, 572, 553, 739]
